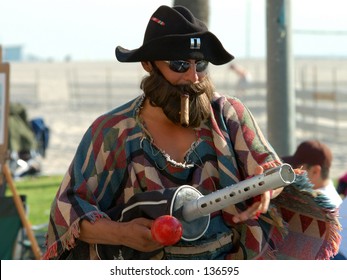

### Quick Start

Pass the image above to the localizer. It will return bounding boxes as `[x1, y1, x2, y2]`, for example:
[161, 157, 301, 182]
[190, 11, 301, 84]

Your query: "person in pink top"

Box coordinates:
[335, 172, 347, 259]
[337, 172, 347, 199]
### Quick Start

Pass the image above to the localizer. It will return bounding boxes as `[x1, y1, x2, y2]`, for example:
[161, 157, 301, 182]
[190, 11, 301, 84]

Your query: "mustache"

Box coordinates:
[147, 62, 210, 98]
[140, 68, 214, 127]
[177, 81, 207, 97]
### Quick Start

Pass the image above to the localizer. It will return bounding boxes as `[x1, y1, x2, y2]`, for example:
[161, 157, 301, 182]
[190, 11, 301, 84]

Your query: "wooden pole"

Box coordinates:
[0, 45, 41, 259]
[3, 164, 42, 260]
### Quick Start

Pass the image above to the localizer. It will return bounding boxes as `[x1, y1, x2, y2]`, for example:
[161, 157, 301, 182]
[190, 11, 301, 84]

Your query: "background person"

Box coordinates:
[283, 140, 344, 259]
[337, 172, 347, 199]
[229, 63, 252, 97]
[282, 139, 342, 208]
[334, 172, 347, 259]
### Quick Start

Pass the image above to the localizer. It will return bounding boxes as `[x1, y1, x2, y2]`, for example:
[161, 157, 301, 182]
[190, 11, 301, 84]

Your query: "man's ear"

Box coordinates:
[312, 165, 321, 175]
[141, 61, 153, 72]
[310, 165, 322, 182]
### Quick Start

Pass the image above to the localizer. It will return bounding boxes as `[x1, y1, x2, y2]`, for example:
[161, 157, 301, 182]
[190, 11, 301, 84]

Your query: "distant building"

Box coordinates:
[3, 46, 23, 62]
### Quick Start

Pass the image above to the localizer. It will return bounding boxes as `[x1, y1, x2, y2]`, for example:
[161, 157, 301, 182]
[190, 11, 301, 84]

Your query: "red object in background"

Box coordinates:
[151, 215, 183, 246]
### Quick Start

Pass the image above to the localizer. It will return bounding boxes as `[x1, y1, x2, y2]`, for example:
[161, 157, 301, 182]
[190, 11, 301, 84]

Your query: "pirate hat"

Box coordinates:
[115, 5, 234, 65]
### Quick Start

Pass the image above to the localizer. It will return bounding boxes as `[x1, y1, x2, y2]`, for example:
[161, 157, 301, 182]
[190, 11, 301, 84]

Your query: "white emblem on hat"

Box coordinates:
[190, 38, 201, 49]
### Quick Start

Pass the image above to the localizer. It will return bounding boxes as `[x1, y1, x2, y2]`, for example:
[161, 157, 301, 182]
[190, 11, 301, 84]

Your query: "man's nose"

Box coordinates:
[183, 64, 199, 83]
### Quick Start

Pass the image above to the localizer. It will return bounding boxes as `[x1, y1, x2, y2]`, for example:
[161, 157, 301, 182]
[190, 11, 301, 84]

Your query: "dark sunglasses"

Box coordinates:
[164, 60, 209, 73]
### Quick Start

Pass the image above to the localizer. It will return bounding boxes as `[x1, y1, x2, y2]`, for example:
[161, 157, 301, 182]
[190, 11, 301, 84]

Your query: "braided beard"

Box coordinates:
[140, 70, 214, 128]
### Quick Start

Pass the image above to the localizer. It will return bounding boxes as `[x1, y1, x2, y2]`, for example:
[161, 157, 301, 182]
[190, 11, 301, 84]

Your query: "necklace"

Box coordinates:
[137, 96, 202, 169]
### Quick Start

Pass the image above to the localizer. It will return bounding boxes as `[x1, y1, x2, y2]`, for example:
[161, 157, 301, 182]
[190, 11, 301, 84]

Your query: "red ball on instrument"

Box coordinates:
[151, 215, 183, 246]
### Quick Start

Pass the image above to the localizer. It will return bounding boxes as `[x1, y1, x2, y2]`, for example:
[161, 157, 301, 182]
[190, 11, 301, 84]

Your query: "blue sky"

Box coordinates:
[1, 0, 347, 61]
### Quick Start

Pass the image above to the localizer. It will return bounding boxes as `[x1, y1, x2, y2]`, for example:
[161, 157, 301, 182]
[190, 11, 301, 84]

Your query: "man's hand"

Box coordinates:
[232, 161, 283, 223]
[80, 217, 163, 252]
[119, 217, 164, 252]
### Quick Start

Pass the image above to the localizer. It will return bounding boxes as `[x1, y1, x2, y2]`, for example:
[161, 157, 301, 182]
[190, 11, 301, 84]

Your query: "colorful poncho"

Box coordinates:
[43, 93, 341, 260]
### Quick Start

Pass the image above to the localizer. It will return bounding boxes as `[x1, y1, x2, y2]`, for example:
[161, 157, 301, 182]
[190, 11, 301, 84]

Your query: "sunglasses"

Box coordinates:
[164, 60, 209, 73]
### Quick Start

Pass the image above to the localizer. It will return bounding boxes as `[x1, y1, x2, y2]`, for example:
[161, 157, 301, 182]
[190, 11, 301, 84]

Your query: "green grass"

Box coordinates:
[5, 175, 63, 226]
[5, 175, 340, 228]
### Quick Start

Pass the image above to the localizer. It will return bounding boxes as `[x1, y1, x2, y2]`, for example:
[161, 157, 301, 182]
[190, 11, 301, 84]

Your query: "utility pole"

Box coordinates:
[245, 0, 251, 57]
[266, 0, 295, 156]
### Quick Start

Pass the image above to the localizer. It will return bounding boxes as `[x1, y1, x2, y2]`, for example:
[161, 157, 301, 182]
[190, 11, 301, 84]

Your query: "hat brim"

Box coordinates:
[116, 32, 234, 65]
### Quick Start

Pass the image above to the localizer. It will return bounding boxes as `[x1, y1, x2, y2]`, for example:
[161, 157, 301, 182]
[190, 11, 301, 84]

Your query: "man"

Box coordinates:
[43, 5, 340, 260]
[282, 140, 342, 208]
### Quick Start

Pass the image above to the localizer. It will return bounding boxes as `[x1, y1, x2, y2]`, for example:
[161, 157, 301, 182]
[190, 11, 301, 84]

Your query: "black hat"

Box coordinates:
[115, 5, 234, 65]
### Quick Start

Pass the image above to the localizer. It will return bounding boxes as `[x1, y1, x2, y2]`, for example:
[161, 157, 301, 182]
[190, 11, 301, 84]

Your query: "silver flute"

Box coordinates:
[182, 163, 296, 222]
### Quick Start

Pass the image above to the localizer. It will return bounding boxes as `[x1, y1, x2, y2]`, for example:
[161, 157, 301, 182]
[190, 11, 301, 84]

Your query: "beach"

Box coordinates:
[8, 58, 347, 179]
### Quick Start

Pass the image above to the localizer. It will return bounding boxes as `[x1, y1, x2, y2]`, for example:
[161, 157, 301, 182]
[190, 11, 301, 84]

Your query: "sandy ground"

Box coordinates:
[10, 59, 347, 180]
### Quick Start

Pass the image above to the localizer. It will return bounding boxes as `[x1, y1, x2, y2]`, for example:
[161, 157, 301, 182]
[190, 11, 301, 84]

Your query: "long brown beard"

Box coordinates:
[140, 69, 214, 128]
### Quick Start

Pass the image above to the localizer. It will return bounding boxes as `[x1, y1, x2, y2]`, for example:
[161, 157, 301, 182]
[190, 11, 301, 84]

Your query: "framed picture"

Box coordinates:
[0, 62, 10, 165]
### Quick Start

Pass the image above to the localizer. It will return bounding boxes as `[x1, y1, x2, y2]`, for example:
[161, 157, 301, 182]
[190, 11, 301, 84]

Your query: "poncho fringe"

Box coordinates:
[42, 211, 106, 259]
